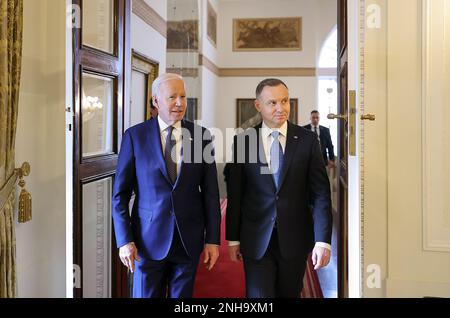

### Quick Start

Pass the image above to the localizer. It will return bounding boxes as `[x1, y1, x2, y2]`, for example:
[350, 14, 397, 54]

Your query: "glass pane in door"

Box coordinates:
[82, 0, 115, 54]
[81, 72, 114, 157]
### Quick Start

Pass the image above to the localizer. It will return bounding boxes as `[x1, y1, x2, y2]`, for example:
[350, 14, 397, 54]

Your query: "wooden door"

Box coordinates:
[72, 0, 130, 298]
[337, 0, 349, 298]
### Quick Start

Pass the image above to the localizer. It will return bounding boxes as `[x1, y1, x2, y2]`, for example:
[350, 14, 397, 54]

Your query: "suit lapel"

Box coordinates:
[147, 117, 172, 185]
[173, 120, 192, 188]
[277, 122, 300, 191]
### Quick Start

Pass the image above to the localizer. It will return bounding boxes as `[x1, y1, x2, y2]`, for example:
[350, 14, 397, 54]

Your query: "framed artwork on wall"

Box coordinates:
[167, 20, 199, 51]
[233, 17, 302, 51]
[236, 98, 298, 129]
[184, 98, 199, 122]
[207, 1, 217, 47]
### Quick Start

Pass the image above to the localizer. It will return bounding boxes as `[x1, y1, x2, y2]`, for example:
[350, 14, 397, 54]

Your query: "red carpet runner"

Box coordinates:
[193, 199, 323, 298]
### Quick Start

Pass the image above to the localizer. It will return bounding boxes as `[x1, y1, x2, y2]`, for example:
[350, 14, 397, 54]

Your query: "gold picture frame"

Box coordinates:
[236, 98, 298, 129]
[233, 17, 302, 52]
[131, 50, 159, 122]
[207, 1, 217, 47]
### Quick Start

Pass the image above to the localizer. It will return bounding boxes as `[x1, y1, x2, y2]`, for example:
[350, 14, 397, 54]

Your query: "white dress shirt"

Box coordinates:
[229, 121, 331, 251]
[158, 116, 182, 175]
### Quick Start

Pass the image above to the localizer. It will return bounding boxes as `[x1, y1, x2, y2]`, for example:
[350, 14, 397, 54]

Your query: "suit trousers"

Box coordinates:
[132, 226, 199, 298]
[243, 227, 308, 298]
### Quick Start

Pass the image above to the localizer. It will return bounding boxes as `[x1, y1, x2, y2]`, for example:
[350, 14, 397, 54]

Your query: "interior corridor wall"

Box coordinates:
[15, 0, 67, 297]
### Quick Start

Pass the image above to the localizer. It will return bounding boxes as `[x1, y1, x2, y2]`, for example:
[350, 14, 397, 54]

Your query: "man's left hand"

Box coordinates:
[312, 246, 331, 270]
[327, 160, 336, 169]
[203, 244, 220, 271]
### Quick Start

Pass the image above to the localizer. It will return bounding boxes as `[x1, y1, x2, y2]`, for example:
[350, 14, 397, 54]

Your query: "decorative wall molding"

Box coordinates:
[166, 67, 199, 78]
[219, 67, 316, 77]
[317, 68, 338, 77]
[197, 53, 318, 78]
[422, 0, 450, 253]
[199, 54, 220, 76]
[132, 0, 167, 38]
[386, 278, 450, 298]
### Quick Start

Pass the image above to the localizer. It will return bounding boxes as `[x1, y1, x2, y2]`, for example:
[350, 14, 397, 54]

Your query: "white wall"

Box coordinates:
[199, 0, 220, 127]
[143, 0, 167, 20]
[15, 0, 67, 297]
[215, 0, 336, 130]
[314, 0, 338, 62]
[218, 0, 316, 68]
[131, 1, 167, 75]
[201, 0, 219, 65]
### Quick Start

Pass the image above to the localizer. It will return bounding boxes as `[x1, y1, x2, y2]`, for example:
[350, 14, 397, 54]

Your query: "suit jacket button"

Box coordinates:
[276, 196, 279, 200]
[169, 210, 173, 215]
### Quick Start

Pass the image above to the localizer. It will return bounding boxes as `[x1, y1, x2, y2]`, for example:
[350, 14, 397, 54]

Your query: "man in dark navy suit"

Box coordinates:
[226, 79, 332, 298]
[303, 110, 336, 169]
[112, 73, 221, 298]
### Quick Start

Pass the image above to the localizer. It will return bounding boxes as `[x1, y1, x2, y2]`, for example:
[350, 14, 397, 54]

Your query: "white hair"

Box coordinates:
[151, 73, 184, 98]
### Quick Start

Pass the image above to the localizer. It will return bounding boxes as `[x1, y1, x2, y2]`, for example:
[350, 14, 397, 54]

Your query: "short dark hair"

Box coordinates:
[311, 110, 320, 115]
[256, 78, 289, 98]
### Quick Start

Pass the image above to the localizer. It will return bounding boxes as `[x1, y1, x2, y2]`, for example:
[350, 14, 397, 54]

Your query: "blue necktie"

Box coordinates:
[270, 131, 284, 189]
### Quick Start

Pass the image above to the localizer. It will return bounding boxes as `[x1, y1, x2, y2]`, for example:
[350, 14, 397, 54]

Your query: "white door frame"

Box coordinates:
[347, 0, 364, 298]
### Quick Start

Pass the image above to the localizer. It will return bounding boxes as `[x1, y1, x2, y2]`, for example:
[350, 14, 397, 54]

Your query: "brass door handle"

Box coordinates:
[327, 113, 348, 121]
[361, 114, 376, 121]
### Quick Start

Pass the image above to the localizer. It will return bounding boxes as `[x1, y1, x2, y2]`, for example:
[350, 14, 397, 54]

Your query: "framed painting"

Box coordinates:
[233, 17, 302, 51]
[184, 98, 199, 122]
[236, 98, 298, 129]
[130, 50, 159, 125]
[167, 20, 199, 51]
[207, 1, 217, 47]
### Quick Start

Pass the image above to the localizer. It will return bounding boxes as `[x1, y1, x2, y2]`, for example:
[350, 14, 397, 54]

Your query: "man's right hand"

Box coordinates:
[229, 245, 243, 262]
[119, 242, 140, 273]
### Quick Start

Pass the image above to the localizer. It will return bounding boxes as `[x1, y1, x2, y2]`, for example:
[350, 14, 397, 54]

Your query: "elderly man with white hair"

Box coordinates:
[112, 73, 221, 298]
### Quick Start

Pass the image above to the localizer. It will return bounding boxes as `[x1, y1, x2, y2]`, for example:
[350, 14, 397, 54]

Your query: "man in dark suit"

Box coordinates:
[226, 79, 332, 298]
[303, 110, 335, 169]
[112, 73, 221, 298]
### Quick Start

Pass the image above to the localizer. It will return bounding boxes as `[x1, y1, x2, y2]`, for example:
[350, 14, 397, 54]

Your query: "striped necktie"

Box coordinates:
[164, 126, 177, 184]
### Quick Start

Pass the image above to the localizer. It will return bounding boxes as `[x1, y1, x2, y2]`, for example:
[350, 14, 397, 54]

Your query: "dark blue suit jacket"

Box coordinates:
[303, 124, 335, 164]
[112, 117, 221, 261]
[226, 122, 332, 260]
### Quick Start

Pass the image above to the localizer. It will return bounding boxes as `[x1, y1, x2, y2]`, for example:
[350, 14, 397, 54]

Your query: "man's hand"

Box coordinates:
[229, 245, 243, 262]
[327, 160, 336, 169]
[312, 246, 331, 270]
[119, 242, 140, 273]
[203, 244, 220, 271]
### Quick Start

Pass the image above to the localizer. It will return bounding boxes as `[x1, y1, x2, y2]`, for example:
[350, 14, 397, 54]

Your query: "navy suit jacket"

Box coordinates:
[112, 117, 221, 261]
[226, 122, 332, 260]
[303, 124, 335, 164]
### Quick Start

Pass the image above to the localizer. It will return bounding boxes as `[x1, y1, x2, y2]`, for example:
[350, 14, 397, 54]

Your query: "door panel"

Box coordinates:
[82, 177, 113, 298]
[362, 0, 450, 297]
[337, 0, 349, 298]
[73, 0, 130, 298]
